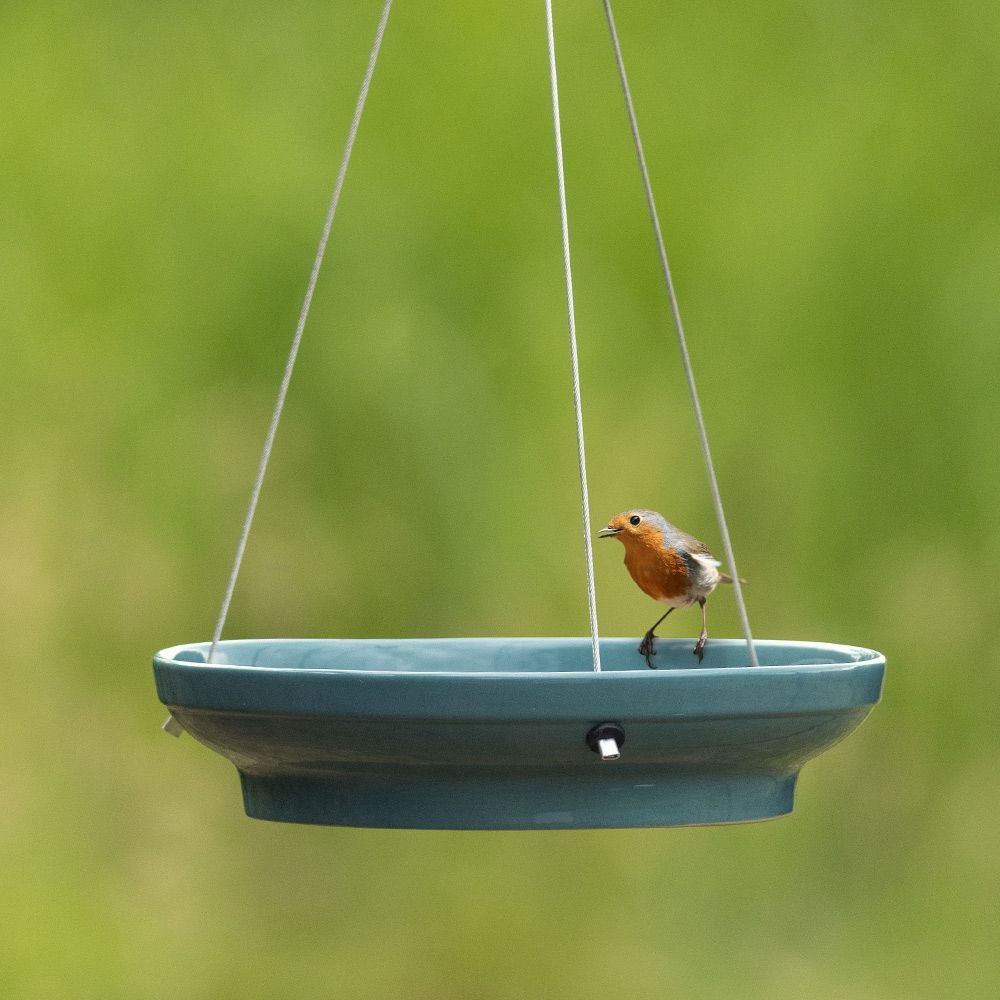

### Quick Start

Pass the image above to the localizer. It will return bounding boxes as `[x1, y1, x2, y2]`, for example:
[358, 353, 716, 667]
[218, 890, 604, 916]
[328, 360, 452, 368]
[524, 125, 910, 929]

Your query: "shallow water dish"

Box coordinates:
[153, 637, 884, 829]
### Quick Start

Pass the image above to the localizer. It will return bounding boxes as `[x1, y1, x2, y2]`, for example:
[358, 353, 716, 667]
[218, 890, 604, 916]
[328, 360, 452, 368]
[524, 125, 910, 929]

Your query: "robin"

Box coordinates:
[598, 509, 743, 666]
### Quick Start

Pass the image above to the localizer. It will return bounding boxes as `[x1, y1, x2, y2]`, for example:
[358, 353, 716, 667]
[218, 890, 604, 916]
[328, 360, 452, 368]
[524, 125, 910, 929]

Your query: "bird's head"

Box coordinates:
[598, 509, 668, 545]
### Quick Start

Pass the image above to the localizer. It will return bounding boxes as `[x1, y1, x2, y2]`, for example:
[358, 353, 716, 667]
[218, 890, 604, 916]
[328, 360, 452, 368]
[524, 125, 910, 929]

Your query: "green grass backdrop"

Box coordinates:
[2, 1, 998, 997]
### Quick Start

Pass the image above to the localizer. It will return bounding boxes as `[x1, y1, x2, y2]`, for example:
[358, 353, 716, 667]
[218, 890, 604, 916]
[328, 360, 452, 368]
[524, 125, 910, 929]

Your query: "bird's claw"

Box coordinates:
[639, 631, 657, 669]
[693, 635, 707, 663]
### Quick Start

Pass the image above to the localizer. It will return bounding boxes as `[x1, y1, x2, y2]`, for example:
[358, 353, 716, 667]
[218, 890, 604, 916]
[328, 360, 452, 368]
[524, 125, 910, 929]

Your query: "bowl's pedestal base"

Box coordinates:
[239, 767, 798, 829]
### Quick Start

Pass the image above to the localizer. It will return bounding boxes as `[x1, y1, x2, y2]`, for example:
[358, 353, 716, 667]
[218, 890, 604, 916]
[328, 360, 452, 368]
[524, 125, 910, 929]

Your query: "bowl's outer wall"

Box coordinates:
[154, 638, 884, 828]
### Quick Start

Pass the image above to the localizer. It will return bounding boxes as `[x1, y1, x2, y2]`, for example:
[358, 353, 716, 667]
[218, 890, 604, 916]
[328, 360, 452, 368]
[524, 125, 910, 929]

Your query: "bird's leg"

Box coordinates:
[639, 607, 674, 669]
[693, 597, 708, 662]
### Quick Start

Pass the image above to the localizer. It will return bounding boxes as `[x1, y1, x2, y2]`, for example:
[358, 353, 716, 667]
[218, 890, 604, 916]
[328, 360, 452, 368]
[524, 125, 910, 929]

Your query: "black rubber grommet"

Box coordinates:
[585, 722, 626, 753]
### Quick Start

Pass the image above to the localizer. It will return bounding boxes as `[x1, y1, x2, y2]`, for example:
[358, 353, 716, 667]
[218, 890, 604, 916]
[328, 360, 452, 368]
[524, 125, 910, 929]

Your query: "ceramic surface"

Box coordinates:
[153, 637, 885, 829]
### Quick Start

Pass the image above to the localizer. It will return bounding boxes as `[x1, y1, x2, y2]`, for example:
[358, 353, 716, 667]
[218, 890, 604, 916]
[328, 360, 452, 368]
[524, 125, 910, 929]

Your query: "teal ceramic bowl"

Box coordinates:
[153, 637, 884, 829]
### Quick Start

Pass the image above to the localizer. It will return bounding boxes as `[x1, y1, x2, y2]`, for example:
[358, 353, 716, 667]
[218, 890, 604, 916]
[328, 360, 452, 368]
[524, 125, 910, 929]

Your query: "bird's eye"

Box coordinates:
[629, 515, 641, 526]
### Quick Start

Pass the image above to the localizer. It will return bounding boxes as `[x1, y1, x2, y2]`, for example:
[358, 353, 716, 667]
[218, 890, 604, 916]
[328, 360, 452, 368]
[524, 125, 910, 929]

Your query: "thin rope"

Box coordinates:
[601, 0, 759, 668]
[208, 0, 393, 665]
[162, 1, 394, 735]
[545, 0, 602, 672]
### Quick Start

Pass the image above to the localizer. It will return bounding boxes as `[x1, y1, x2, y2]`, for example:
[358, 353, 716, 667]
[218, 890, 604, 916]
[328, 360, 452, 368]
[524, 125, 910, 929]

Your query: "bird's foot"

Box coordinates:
[639, 630, 657, 668]
[693, 634, 707, 663]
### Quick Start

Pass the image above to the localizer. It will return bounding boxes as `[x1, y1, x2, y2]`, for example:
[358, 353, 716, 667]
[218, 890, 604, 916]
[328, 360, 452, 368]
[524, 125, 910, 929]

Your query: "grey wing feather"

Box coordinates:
[674, 530, 716, 560]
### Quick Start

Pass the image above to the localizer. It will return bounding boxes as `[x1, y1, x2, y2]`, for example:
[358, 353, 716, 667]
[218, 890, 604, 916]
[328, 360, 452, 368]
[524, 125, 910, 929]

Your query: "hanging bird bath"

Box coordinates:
[153, 2, 886, 828]
[154, 638, 884, 829]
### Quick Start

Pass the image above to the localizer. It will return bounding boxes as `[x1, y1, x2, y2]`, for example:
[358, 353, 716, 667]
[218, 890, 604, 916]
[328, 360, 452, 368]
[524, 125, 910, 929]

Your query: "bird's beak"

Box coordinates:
[597, 526, 622, 538]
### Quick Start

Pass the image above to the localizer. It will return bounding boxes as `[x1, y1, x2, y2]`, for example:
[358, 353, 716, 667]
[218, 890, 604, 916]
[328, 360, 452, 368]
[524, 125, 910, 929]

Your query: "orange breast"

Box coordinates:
[622, 538, 690, 603]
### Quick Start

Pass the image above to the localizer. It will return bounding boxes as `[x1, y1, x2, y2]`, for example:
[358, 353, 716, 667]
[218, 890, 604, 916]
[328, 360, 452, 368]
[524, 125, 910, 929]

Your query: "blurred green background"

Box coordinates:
[3, 0, 997, 996]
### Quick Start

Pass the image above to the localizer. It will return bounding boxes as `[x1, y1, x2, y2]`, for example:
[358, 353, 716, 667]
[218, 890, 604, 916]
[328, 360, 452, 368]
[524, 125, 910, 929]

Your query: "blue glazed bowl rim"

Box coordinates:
[154, 636, 884, 676]
[153, 638, 885, 723]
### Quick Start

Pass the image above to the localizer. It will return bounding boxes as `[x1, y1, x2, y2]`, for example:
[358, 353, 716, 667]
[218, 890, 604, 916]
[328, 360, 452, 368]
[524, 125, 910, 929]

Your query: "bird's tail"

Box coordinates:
[719, 573, 747, 585]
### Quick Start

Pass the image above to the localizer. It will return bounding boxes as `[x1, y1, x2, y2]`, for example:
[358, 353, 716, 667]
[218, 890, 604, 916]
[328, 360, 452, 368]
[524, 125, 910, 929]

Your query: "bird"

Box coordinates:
[598, 509, 743, 667]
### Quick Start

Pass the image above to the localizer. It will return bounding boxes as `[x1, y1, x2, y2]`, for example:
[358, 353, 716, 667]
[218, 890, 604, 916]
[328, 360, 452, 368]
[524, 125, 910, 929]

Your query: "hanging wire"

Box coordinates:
[601, 0, 759, 668]
[544, 0, 603, 672]
[163, 0, 395, 735]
